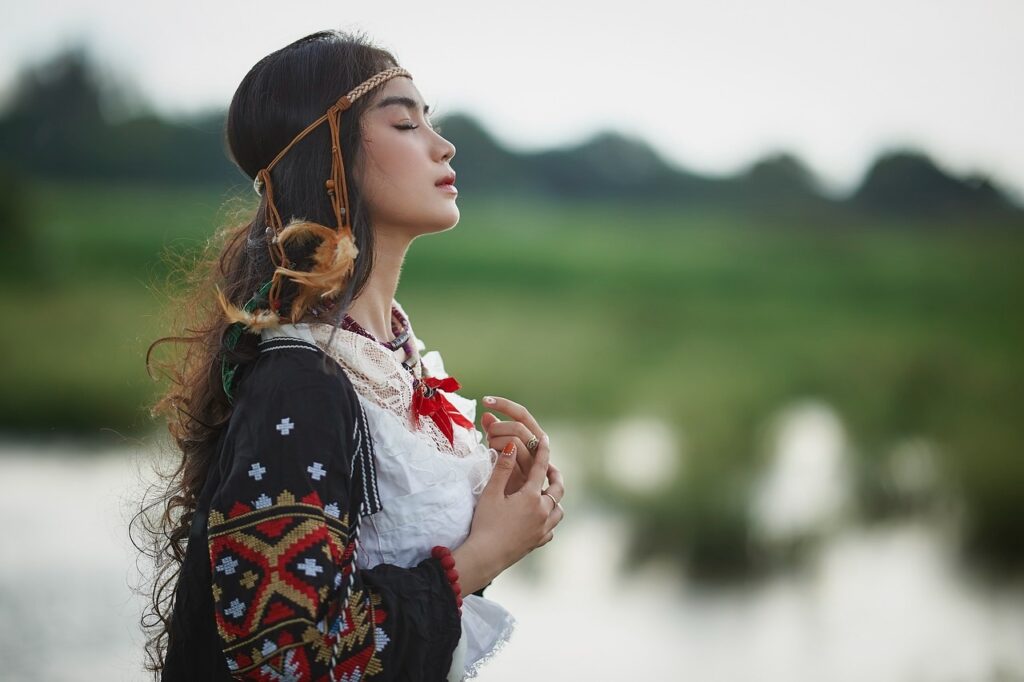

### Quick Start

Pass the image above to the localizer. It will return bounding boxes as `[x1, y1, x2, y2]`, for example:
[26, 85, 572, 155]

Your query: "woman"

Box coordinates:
[140, 29, 565, 681]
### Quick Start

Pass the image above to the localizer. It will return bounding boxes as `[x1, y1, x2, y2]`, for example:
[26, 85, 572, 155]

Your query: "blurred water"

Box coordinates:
[750, 400, 854, 542]
[0, 408, 1022, 681]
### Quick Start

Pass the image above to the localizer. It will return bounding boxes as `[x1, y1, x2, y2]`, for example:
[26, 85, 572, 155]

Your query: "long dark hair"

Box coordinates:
[132, 28, 400, 676]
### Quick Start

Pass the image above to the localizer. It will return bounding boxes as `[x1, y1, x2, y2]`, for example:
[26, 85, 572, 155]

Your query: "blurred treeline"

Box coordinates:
[1, 45, 1021, 583]
[3, 45, 1022, 221]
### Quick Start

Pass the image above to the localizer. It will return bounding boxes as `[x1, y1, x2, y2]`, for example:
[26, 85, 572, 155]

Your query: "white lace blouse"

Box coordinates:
[260, 303, 515, 681]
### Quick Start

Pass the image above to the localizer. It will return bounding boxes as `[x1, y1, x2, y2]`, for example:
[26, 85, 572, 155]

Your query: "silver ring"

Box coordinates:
[542, 491, 561, 511]
[526, 435, 540, 453]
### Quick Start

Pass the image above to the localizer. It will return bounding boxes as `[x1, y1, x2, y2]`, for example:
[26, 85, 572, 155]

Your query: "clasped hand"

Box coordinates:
[479, 395, 562, 498]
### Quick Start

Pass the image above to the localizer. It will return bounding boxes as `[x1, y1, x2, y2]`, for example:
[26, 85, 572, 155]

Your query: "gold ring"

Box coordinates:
[526, 435, 540, 453]
[542, 491, 561, 510]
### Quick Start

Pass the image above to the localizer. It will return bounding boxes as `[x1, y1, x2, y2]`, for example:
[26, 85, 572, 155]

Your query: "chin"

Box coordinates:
[434, 205, 460, 231]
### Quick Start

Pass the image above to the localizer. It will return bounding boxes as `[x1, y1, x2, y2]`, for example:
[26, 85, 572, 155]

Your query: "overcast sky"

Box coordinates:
[2, 0, 1021, 199]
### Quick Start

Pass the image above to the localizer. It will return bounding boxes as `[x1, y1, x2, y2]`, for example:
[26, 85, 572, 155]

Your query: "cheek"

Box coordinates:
[362, 136, 418, 190]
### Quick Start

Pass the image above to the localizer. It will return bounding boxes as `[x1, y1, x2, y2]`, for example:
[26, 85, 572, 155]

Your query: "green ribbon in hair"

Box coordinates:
[220, 279, 274, 403]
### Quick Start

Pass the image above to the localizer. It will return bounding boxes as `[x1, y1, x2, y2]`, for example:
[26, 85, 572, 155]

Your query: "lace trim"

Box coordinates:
[463, 613, 517, 680]
[304, 312, 479, 461]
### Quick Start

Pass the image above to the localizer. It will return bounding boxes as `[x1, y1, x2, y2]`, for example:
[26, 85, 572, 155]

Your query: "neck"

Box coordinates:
[345, 229, 412, 340]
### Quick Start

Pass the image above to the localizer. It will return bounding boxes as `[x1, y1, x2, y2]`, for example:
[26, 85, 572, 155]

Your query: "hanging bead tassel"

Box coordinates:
[431, 545, 463, 614]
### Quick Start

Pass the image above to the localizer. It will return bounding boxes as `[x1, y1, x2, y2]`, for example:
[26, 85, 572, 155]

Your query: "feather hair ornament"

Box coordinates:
[269, 217, 360, 323]
[214, 284, 280, 332]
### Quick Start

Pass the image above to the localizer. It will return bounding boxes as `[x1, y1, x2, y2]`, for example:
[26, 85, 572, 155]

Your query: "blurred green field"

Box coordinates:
[2, 179, 1021, 577]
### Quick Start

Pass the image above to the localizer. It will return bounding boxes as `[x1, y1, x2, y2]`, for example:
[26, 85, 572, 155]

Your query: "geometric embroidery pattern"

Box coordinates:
[208, 489, 388, 679]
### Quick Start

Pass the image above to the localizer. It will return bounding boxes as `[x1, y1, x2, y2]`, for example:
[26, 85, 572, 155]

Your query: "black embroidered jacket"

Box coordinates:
[162, 337, 463, 681]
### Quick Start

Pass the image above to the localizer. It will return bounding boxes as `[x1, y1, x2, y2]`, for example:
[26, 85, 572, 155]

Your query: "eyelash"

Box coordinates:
[395, 122, 443, 134]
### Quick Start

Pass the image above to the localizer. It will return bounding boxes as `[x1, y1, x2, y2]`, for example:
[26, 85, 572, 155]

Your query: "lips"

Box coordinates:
[435, 172, 457, 186]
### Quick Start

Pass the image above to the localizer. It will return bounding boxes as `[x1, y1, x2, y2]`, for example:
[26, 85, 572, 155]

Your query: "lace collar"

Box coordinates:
[259, 303, 473, 458]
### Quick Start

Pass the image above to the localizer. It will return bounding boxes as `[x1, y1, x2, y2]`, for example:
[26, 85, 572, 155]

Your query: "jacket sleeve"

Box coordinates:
[206, 358, 462, 681]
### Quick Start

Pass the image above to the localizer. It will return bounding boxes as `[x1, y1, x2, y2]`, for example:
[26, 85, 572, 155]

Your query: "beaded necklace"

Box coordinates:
[309, 298, 473, 448]
[310, 298, 420, 377]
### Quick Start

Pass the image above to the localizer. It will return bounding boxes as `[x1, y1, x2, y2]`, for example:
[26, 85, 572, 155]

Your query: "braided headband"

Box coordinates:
[217, 65, 412, 402]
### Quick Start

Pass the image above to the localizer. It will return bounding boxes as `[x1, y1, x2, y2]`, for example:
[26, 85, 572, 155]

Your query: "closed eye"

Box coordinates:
[395, 121, 443, 134]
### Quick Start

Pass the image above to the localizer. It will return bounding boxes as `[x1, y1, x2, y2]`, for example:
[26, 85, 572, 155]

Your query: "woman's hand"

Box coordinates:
[479, 395, 552, 496]
[453, 433, 566, 593]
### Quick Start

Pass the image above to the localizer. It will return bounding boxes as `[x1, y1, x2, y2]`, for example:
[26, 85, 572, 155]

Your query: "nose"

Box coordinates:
[435, 130, 456, 162]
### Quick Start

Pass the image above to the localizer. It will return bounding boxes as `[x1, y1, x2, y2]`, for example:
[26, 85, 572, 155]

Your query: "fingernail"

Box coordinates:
[502, 442, 516, 457]
[483, 396, 495, 404]
[543, 434, 550, 444]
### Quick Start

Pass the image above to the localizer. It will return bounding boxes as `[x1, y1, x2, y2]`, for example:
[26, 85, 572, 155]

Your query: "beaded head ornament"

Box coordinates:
[217, 65, 412, 401]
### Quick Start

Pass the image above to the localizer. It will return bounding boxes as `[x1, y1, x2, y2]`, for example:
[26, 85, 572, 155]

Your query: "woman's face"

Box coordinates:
[355, 77, 459, 239]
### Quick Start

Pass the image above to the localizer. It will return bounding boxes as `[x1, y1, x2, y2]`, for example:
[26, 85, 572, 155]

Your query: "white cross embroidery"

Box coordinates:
[224, 598, 246, 619]
[215, 555, 239, 575]
[276, 417, 295, 436]
[248, 462, 266, 481]
[307, 462, 327, 480]
[296, 558, 323, 577]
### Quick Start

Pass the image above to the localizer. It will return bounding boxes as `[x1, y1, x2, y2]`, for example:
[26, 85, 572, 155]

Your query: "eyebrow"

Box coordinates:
[374, 95, 431, 116]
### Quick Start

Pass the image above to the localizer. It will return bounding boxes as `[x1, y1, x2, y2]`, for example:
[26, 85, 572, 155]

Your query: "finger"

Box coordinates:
[538, 529, 554, 547]
[485, 421, 539, 456]
[548, 501, 565, 528]
[544, 462, 564, 502]
[489, 436, 529, 482]
[482, 396, 546, 442]
[543, 502, 565, 532]
[504, 467, 528, 497]
[484, 441, 518, 499]
[480, 411, 499, 432]
[524, 434, 550, 493]
[488, 425, 539, 479]
[513, 438, 533, 479]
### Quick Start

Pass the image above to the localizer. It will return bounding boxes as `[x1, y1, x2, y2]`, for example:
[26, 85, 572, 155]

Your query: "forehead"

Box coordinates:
[367, 77, 429, 115]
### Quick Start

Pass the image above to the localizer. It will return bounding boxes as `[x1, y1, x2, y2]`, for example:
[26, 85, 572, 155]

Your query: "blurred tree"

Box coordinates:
[849, 148, 1019, 221]
[527, 130, 721, 202]
[734, 152, 841, 224]
[0, 160, 29, 253]
[0, 43, 239, 186]
[0, 43, 108, 178]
